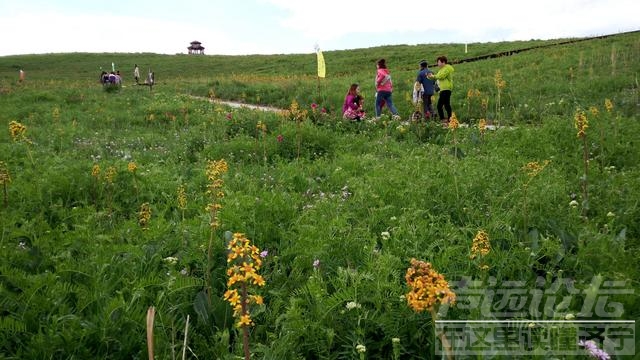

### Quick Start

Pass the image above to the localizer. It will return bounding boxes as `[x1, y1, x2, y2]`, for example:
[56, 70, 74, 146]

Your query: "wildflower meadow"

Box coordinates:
[0, 31, 639, 359]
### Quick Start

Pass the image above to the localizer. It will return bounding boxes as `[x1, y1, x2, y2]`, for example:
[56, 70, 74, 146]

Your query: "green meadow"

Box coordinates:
[0, 31, 639, 359]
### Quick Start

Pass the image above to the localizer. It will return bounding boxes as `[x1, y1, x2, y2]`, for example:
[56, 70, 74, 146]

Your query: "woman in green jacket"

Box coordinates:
[428, 56, 454, 124]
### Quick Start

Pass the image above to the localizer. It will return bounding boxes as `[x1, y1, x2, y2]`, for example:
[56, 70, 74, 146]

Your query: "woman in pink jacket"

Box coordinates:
[374, 58, 400, 120]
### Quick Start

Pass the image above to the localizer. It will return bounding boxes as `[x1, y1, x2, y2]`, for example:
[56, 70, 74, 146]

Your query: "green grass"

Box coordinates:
[0, 31, 639, 359]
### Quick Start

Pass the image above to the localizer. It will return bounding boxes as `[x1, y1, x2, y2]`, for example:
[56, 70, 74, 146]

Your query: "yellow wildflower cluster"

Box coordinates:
[588, 106, 599, 117]
[466, 88, 482, 99]
[284, 100, 308, 123]
[256, 121, 267, 132]
[91, 164, 101, 179]
[139, 202, 151, 229]
[0, 162, 12, 185]
[127, 162, 137, 173]
[205, 159, 228, 229]
[470, 230, 491, 260]
[478, 119, 487, 134]
[522, 160, 550, 178]
[494, 70, 506, 90]
[574, 110, 588, 138]
[9, 121, 28, 142]
[448, 113, 459, 130]
[405, 258, 456, 313]
[52, 107, 60, 121]
[224, 233, 266, 328]
[177, 184, 187, 210]
[604, 98, 613, 113]
[105, 166, 117, 185]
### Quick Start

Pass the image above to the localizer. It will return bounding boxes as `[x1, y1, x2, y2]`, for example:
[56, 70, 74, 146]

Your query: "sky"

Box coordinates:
[0, 0, 638, 57]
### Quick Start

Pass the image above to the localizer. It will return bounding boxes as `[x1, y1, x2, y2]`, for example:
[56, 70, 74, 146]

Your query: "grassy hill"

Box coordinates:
[1, 30, 638, 121]
[0, 31, 639, 359]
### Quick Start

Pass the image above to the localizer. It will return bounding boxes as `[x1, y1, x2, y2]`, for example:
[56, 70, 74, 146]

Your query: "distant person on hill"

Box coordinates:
[19, 69, 25, 83]
[374, 58, 401, 120]
[428, 56, 454, 124]
[134, 64, 140, 84]
[343, 83, 366, 121]
[100, 71, 108, 84]
[415, 60, 436, 119]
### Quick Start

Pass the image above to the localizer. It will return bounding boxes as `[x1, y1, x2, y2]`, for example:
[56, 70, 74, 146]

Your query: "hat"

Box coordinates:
[419, 60, 428, 67]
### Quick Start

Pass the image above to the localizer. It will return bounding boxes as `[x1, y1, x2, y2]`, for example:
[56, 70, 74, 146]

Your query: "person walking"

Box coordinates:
[415, 60, 436, 119]
[374, 58, 401, 120]
[428, 56, 454, 124]
[134, 64, 140, 84]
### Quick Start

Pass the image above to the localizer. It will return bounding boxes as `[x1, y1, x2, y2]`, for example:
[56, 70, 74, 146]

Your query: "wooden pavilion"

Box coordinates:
[187, 41, 205, 55]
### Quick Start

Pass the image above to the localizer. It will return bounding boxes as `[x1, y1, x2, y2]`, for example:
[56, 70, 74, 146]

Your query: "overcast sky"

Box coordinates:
[0, 0, 637, 57]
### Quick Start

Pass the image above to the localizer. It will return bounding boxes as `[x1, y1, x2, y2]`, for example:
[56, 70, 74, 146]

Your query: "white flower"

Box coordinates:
[607, 211, 615, 218]
[163, 256, 178, 265]
[392, 337, 400, 344]
[565, 313, 575, 320]
[381, 231, 391, 240]
[356, 344, 366, 353]
[346, 301, 362, 310]
[569, 200, 579, 208]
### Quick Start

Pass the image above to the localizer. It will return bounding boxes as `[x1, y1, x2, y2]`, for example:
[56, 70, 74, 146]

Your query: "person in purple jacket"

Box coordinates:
[374, 58, 401, 120]
[342, 83, 366, 121]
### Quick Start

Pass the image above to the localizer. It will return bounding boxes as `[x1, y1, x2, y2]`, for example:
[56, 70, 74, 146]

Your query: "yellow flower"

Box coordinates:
[105, 166, 117, 184]
[237, 314, 253, 327]
[91, 164, 101, 178]
[127, 162, 137, 173]
[588, 106, 599, 117]
[0, 162, 11, 184]
[574, 110, 588, 138]
[494, 70, 506, 90]
[138, 202, 151, 228]
[604, 98, 613, 113]
[177, 185, 187, 209]
[478, 119, 487, 134]
[9, 121, 27, 141]
[470, 230, 491, 260]
[522, 160, 550, 178]
[405, 258, 455, 313]
[448, 113, 459, 130]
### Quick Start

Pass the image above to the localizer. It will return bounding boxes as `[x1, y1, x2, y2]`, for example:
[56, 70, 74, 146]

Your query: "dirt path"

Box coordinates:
[191, 95, 282, 113]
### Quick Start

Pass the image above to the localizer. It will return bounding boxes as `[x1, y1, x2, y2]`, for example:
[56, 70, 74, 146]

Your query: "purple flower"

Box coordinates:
[579, 340, 610, 360]
[260, 250, 268, 258]
[313, 259, 320, 269]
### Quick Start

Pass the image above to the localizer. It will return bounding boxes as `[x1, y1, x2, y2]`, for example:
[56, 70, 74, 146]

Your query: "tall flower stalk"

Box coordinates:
[470, 229, 491, 271]
[9, 120, 34, 165]
[574, 110, 589, 218]
[405, 259, 456, 360]
[448, 113, 460, 201]
[205, 159, 228, 305]
[494, 70, 506, 126]
[224, 233, 265, 360]
[0, 161, 11, 208]
[522, 160, 550, 232]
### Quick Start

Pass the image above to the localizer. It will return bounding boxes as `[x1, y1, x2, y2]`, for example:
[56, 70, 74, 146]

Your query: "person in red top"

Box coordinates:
[342, 83, 366, 121]
[374, 58, 400, 120]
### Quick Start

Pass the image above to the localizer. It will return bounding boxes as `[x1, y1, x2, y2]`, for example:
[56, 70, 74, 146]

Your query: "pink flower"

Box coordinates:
[579, 340, 610, 360]
[321, 108, 327, 113]
[277, 134, 284, 143]
[260, 250, 268, 258]
[311, 103, 318, 110]
[226, 113, 232, 120]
